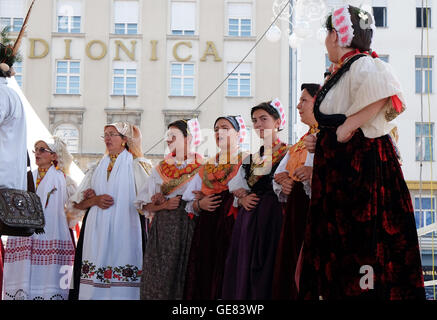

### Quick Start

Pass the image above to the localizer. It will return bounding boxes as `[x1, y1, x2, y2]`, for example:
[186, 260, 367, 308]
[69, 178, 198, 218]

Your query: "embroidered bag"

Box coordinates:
[0, 153, 45, 236]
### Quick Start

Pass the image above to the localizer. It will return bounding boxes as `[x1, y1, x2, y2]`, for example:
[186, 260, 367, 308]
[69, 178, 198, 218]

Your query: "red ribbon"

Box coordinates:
[227, 206, 239, 220]
[391, 95, 403, 113]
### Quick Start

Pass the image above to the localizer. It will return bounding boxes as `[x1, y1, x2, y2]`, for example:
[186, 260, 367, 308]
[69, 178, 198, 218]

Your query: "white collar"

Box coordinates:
[0, 78, 8, 85]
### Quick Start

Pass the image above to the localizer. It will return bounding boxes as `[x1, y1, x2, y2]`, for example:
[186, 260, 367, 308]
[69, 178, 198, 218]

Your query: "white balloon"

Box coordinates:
[289, 33, 303, 48]
[266, 25, 282, 42]
[294, 21, 312, 39]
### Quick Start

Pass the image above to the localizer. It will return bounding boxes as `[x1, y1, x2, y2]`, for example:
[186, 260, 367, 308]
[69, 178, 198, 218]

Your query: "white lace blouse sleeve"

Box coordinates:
[65, 162, 97, 227]
[345, 57, 406, 138]
[275, 151, 290, 175]
[271, 152, 290, 202]
[346, 57, 405, 117]
[182, 173, 202, 214]
[134, 168, 162, 218]
[133, 157, 153, 195]
[228, 165, 250, 193]
[304, 152, 314, 167]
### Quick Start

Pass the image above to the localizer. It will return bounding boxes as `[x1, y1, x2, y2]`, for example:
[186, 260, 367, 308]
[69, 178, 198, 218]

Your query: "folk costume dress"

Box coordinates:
[68, 150, 152, 300]
[298, 53, 425, 300]
[222, 140, 289, 300]
[182, 151, 244, 300]
[0, 76, 27, 300]
[271, 126, 318, 299]
[134, 153, 203, 300]
[3, 166, 76, 300]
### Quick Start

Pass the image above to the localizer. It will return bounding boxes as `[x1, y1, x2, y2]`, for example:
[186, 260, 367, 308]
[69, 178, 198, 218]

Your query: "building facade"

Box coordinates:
[1, 0, 290, 168]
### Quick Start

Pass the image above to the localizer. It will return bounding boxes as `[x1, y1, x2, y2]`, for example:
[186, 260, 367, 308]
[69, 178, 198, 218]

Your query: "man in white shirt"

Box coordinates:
[0, 43, 27, 190]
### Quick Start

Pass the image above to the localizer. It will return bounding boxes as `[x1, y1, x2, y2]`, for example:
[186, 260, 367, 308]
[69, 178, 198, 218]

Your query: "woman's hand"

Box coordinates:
[280, 177, 294, 195]
[165, 196, 181, 210]
[304, 134, 317, 153]
[293, 166, 313, 182]
[336, 124, 356, 143]
[274, 172, 289, 185]
[239, 193, 260, 211]
[192, 191, 205, 201]
[233, 188, 248, 199]
[199, 194, 222, 212]
[151, 193, 166, 205]
[94, 194, 114, 209]
[83, 188, 96, 200]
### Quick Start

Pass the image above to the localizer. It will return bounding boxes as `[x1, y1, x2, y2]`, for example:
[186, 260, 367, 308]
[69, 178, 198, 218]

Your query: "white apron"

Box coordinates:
[79, 150, 143, 300]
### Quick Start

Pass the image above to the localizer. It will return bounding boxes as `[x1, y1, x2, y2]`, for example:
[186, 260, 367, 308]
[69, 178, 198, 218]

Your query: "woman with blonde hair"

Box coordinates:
[3, 137, 77, 300]
[68, 121, 152, 300]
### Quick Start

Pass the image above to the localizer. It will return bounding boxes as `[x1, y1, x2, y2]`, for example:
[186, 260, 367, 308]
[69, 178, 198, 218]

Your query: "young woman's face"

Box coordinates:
[214, 119, 239, 151]
[325, 29, 339, 64]
[34, 141, 57, 169]
[251, 109, 280, 139]
[166, 126, 189, 156]
[297, 89, 317, 126]
[103, 126, 127, 155]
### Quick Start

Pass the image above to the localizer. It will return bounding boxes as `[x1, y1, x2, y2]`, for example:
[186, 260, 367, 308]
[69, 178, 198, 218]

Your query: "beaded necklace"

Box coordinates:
[36, 167, 49, 189]
[107, 153, 119, 180]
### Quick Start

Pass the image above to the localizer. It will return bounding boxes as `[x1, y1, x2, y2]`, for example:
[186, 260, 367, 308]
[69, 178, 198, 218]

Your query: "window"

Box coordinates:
[113, 62, 137, 96]
[228, 3, 252, 37]
[0, 0, 24, 32]
[414, 196, 436, 232]
[416, 122, 434, 162]
[57, 0, 81, 33]
[372, 7, 387, 27]
[416, 56, 433, 94]
[170, 63, 194, 96]
[227, 63, 251, 97]
[54, 124, 79, 153]
[417, 1, 432, 28]
[56, 60, 80, 94]
[171, 2, 195, 35]
[14, 61, 23, 87]
[114, 1, 138, 35]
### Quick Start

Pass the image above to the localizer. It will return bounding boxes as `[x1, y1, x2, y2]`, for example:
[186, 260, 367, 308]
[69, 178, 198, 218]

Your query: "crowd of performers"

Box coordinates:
[0, 5, 426, 300]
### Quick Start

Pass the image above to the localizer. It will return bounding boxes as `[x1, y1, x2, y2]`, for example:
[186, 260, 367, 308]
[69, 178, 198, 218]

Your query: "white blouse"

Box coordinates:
[182, 156, 241, 214]
[134, 159, 197, 218]
[0, 77, 27, 190]
[66, 156, 152, 226]
[320, 55, 406, 138]
[272, 151, 314, 202]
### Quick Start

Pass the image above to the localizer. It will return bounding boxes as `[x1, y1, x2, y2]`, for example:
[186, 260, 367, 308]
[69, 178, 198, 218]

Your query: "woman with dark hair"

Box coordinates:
[271, 83, 320, 300]
[67, 122, 152, 300]
[298, 6, 424, 299]
[135, 119, 203, 300]
[182, 115, 247, 300]
[222, 99, 289, 300]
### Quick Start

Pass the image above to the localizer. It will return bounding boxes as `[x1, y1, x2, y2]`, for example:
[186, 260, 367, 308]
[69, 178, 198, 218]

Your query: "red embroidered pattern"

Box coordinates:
[4, 238, 75, 266]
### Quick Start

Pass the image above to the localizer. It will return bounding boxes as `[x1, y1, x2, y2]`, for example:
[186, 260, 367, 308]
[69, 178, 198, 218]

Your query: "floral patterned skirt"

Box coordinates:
[298, 128, 425, 300]
[140, 200, 196, 300]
